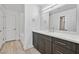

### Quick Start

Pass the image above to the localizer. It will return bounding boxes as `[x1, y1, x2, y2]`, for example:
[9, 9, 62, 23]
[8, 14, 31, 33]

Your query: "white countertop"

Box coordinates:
[32, 30, 79, 44]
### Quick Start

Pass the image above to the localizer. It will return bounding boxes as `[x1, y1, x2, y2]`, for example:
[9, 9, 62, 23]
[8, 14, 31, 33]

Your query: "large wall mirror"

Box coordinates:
[49, 4, 77, 32]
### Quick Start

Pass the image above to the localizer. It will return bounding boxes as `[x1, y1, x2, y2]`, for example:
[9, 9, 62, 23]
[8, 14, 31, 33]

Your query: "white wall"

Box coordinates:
[24, 4, 32, 49]
[19, 13, 25, 34]
[23, 4, 41, 49]
[40, 12, 49, 31]
[19, 12, 25, 48]
[77, 5, 79, 33]
[50, 8, 77, 32]
[31, 5, 41, 30]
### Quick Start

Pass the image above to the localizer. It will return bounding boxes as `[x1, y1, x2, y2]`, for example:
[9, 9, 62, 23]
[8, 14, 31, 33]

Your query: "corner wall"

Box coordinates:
[23, 4, 41, 50]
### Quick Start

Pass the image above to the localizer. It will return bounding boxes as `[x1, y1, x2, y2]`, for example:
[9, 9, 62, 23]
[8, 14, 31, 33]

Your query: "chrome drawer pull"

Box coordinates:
[56, 41, 66, 46]
[56, 50, 63, 54]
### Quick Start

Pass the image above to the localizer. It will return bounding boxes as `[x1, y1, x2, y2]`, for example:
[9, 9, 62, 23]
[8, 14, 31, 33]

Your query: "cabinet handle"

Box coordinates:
[56, 50, 63, 54]
[56, 41, 66, 46]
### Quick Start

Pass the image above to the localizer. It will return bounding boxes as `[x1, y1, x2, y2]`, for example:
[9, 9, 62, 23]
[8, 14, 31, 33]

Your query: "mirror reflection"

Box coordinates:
[49, 4, 77, 32]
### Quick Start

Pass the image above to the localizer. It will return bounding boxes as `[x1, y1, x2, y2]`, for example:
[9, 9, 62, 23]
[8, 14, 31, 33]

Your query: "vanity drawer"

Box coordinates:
[54, 45, 75, 54]
[54, 37, 76, 51]
[39, 33, 51, 41]
[75, 44, 79, 54]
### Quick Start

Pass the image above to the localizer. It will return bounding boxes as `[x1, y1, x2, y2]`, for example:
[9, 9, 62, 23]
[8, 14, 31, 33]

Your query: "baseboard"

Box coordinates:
[19, 33, 34, 50]
[23, 44, 33, 50]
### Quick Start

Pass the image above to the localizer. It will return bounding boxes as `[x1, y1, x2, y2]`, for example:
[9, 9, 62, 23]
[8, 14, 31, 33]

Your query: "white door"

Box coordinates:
[5, 13, 16, 41]
[0, 11, 4, 48]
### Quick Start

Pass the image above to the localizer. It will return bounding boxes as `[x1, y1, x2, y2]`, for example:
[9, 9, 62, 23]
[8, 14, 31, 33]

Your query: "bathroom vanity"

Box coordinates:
[32, 4, 79, 54]
[32, 30, 79, 54]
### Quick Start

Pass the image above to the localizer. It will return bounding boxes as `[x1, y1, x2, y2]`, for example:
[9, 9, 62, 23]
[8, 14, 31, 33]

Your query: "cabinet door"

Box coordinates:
[33, 32, 38, 49]
[51, 38, 54, 53]
[45, 39, 51, 54]
[45, 37, 51, 54]
[54, 44, 75, 54]
[38, 34, 46, 54]
[53, 37, 75, 54]
[75, 44, 79, 54]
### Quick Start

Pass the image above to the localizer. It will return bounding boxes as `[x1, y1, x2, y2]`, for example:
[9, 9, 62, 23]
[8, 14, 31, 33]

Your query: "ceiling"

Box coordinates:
[2, 4, 24, 13]
[37, 4, 50, 9]
[2, 4, 49, 13]
[49, 4, 77, 15]
[0, 4, 51, 13]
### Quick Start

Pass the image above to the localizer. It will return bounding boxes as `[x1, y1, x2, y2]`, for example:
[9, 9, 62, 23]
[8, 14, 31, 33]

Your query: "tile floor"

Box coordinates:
[0, 40, 40, 54]
[25, 48, 40, 54]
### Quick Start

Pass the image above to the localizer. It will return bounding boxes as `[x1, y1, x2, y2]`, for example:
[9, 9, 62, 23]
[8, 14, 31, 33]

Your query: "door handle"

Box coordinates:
[0, 30, 2, 32]
[14, 28, 16, 30]
[3, 38, 5, 41]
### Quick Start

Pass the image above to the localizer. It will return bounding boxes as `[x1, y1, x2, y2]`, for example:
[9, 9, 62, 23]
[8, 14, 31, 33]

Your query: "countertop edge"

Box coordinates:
[32, 30, 79, 44]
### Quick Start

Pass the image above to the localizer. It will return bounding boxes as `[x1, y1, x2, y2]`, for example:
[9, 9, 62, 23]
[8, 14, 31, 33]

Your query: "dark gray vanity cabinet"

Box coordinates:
[75, 44, 79, 54]
[33, 32, 53, 54]
[33, 32, 46, 53]
[44, 35, 52, 54]
[33, 32, 79, 54]
[33, 32, 39, 50]
[52, 37, 76, 54]
[37, 34, 46, 53]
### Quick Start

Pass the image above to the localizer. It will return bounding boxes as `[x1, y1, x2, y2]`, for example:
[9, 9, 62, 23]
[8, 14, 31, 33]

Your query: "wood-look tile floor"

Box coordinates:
[25, 48, 40, 54]
[0, 40, 40, 54]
